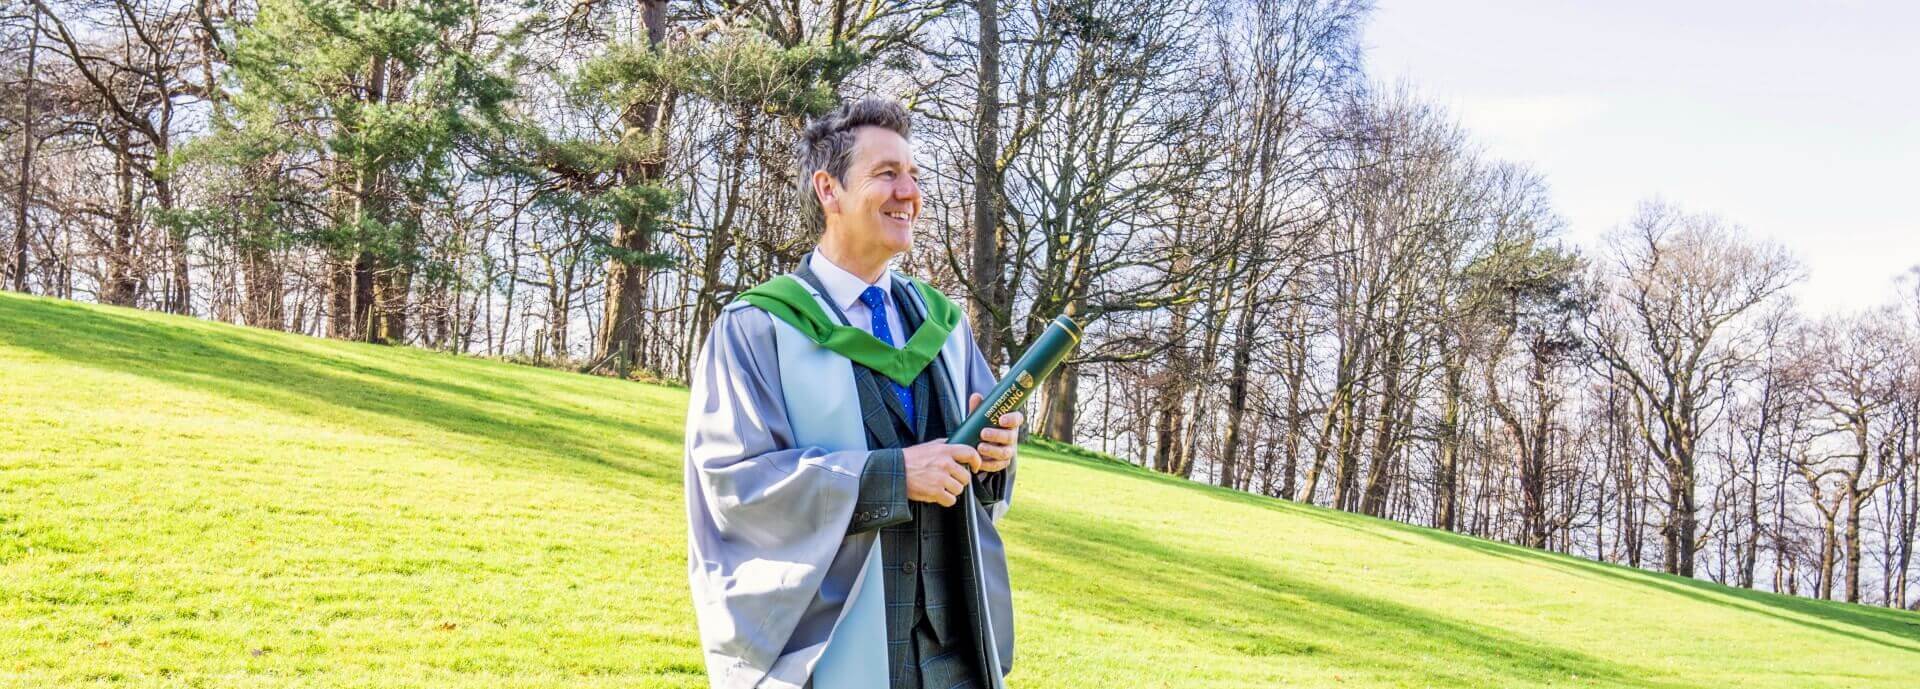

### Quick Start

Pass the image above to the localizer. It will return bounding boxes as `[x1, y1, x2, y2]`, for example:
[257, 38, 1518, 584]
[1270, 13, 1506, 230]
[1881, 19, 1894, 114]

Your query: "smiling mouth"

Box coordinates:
[884, 211, 913, 222]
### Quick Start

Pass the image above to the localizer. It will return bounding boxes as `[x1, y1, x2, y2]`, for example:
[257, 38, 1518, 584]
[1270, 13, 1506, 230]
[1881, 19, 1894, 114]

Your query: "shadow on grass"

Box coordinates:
[1011, 502, 1703, 689]
[0, 295, 681, 488]
[1035, 447, 1920, 656]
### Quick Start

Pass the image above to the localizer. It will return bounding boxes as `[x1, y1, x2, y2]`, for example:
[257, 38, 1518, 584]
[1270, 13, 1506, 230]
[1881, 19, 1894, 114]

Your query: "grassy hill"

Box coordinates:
[3, 291, 1918, 688]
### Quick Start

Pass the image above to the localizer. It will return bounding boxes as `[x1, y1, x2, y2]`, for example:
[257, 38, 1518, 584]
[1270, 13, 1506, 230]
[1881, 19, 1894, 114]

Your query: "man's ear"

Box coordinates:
[812, 170, 841, 216]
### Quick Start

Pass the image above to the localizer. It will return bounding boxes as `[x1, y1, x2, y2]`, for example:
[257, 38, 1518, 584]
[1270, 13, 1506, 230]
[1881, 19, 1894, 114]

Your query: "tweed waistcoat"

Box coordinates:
[793, 266, 985, 689]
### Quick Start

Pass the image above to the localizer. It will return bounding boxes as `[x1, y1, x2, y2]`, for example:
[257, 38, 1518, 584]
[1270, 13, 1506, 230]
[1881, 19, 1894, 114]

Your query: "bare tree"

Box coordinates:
[1787, 312, 1911, 602]
[7, 1, 41, 293]
[1480, 239, 1583, 548]
[28, 0, 209, 313]
[1586, 200, 1801, 576]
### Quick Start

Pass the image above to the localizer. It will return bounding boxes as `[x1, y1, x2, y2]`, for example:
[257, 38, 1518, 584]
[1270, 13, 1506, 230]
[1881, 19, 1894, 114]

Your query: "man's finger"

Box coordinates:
[947, 452, 977, 472]
[945, 457, 974, 480]
[997, 411, 1024, 429]
[950, 445, 982, 472]
[981, 427, 1015, 446]
[968, 392, 984, 414]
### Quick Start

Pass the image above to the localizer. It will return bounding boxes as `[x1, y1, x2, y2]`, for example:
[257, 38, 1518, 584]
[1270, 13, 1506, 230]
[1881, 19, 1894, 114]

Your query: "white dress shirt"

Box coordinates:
[809, 251, 909, 346]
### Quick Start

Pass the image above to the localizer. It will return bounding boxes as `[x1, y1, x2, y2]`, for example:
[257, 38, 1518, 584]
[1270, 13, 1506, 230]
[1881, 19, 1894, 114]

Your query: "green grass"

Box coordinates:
[3, 291, 1917, 688]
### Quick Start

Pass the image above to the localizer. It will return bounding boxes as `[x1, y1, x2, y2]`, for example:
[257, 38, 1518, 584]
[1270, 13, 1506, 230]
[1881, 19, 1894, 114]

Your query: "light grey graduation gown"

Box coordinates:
[683, 272, 1015, 689]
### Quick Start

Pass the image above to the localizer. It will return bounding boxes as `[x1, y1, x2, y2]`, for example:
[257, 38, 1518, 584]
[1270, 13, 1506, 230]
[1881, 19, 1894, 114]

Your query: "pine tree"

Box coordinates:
[194, 0, 511, 343]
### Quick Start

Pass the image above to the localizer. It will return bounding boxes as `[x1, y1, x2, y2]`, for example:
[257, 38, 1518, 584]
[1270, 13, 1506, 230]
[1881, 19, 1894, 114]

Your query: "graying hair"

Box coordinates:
[795, 98, 913, 232]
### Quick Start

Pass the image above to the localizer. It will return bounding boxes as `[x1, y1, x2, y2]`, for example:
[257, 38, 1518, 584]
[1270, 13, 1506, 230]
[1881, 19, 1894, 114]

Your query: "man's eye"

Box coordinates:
[879, 170, 896, 179]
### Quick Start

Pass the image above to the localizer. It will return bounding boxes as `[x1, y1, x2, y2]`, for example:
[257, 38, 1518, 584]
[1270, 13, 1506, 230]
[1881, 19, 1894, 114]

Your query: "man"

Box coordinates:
[684, 98, 1022, 689]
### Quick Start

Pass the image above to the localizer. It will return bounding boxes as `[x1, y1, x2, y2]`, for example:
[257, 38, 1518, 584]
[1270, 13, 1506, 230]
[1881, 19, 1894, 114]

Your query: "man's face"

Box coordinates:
[819, 126, 922, 258]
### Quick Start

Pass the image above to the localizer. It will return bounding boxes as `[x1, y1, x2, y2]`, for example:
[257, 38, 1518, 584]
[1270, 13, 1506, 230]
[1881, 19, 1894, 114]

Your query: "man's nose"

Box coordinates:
[896, 174, 920, 200]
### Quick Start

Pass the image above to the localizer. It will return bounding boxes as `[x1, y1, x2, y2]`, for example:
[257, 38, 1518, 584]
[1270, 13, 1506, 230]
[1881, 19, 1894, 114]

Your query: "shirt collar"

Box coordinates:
[808, 250, 893, 315]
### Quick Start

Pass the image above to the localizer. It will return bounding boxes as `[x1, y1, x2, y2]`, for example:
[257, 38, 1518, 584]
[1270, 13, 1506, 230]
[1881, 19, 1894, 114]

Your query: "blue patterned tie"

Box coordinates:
[859, 285, 916, 424]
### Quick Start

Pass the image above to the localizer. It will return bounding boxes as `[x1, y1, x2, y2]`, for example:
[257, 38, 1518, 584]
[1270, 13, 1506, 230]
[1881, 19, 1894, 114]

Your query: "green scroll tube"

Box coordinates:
[949, 315, 1083, 448]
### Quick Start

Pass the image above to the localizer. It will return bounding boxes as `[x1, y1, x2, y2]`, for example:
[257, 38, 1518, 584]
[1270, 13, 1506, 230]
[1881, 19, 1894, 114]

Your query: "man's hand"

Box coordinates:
[968, 392, 1023, 474]
[903, 440, 979, 507]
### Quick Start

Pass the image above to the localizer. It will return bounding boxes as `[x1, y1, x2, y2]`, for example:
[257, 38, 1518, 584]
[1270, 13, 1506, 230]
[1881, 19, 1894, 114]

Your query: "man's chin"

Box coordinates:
[883, 229, 914, 255]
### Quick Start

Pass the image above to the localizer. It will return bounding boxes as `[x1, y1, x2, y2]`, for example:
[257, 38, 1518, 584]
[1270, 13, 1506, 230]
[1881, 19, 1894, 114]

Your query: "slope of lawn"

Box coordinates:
[3, 291, 1918, 688]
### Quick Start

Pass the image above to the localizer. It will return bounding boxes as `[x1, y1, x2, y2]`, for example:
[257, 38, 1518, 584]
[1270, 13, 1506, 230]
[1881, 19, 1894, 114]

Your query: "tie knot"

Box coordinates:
[859, 285, 886, 309]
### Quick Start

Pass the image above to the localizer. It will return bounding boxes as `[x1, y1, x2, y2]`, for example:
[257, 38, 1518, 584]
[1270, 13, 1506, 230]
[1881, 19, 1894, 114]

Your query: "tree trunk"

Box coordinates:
[1522, 407, 1550, 549]
[376, 263, 410, 344]
[1738, 388, 1768, 589]
[1177, 388, 1204, 480]
[1897, 455, 1917, 609]
[1041, 362, 1079, 442]
[1819, 492, 1840, 600]
[1772, 457, 1791, 594]
[157, 176, 190, 315]
[969, 0, 1006, 367]
[329, 258, 354, 338]
[352, 250, 377, 341]
[241, 238, 283, 330]
[1619, 386, 1643, 567]
[1664, 413, 1700, 576]
[1279, 303, 1306, 500]
[1436, 355, 1464, 530]
[1219, 274, 1260, 488]
[343, 46, 390, 343]
[102, 130, 141, 307]
[1332, 362, 1370, 512]
[1153, 392, 1182, 474]
[1361, 329, 1406, 516]
[596, 0, 673, 372]
[1846, 490, 1865, 603]
[1667, 466, 1697, 577]
[11, 3, 37, 293]
[1298, 382, 1343, 504]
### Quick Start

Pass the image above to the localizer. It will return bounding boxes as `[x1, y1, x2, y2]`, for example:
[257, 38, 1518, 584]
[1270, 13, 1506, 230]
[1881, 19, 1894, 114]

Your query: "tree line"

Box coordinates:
[4, 0, 1916, 608]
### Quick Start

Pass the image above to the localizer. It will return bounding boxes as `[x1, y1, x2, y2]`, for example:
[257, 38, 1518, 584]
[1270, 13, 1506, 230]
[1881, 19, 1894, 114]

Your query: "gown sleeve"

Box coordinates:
[684, 305, 888, 678]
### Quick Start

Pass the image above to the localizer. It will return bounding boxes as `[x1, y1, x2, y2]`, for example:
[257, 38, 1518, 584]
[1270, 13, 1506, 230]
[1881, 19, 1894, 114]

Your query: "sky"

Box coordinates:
[1363, 0, 1920, 313]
